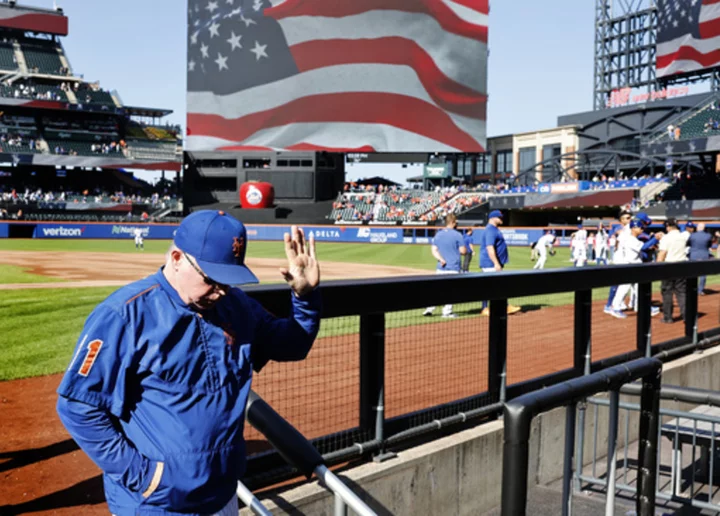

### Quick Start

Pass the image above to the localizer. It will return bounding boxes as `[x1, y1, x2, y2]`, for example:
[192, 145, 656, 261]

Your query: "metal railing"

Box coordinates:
[578, 384, 720, 513]
[500, 357, 662, 516]
[242, 260, 720, 489]
[242, 390, 377, 516]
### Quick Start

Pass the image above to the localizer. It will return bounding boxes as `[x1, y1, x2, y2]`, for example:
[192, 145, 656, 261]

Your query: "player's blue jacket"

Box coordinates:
[56, 268, 321, 515]
[638, 232, 659, 262]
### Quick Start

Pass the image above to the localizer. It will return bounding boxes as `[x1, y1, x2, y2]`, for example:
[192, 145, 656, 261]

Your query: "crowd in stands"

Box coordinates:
[330, 183, 487, 223]
[330, 173, 674, 223]
[1, 186, 177, 208]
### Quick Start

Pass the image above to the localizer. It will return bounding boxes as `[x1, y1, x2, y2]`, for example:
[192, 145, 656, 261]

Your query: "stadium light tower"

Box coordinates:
[593, 0, 659, 110]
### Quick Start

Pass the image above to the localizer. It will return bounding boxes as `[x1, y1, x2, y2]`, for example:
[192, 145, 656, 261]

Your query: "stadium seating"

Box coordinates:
[0, 40, 16, 70]
[676, 106, 720, 140]
[75, 86, 115, 106]
[20, 39, 65, 75]
[46, 139, 124, 157]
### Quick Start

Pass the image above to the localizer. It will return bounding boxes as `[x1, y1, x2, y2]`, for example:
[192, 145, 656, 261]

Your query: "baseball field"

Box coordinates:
[1, 238, 719, 515]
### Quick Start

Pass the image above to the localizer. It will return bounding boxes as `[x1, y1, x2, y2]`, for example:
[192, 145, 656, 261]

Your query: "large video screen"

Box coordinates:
[657, 0, 720, 78]
[186, 0, 488, 153]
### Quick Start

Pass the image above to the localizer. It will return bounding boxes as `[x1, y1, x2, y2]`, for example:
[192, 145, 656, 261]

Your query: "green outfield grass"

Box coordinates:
[0, 240, 718, 381]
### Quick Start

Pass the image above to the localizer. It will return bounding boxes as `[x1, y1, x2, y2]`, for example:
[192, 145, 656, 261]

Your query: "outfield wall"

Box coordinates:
[3, 221, 719, 247]
[0, 221, 577, 246]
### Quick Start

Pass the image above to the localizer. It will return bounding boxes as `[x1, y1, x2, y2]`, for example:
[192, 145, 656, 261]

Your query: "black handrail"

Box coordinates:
[246, 260, 720, 318]
[501, 357, 662, 516]
[245, 390, 324, 479]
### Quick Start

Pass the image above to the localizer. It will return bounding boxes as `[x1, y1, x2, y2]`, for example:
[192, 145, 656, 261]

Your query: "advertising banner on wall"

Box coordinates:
[31, 223, 179, 239]
[2, 223, 572, 247]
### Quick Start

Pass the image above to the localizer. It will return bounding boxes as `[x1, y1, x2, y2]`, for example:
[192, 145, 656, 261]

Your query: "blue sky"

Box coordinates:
[20, 0, 595, 136]
[14, 0, 710, 183]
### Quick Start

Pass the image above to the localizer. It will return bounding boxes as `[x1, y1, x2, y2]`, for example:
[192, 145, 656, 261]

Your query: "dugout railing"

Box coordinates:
[242, 260, 720, 489]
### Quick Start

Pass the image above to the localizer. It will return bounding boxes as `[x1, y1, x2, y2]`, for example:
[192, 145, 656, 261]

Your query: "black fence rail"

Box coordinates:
[500, 357, 662, 516]
[243, 261, 720, 487]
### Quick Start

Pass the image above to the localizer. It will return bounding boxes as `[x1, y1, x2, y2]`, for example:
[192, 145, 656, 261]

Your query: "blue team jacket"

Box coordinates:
[56, 268, 321, 515]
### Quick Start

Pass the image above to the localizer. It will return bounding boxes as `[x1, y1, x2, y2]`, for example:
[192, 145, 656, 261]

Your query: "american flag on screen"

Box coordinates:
[186, 0, 488, 153]
[656, 0, 720, 78]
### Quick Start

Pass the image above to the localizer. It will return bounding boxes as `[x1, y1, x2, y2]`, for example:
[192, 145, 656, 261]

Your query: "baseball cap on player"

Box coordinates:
[174, 210, 259, 286]
[488, 210, 503, 219]
[629, 219, 644, 229]
[686, 221, 696, 229]
[635, 212, 652, 225]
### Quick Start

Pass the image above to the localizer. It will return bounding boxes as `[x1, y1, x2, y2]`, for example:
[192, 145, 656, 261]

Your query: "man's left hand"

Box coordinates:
[280, 226, 320, 297]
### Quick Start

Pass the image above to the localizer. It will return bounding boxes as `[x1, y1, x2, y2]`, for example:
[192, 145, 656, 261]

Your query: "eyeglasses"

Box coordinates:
[183, 251, 227, 291]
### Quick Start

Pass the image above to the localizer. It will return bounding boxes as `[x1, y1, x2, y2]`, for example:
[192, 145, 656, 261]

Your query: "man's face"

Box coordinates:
[493, 217, 503, 226]
[631, 226, 643, 237]
[174, 251, 229, 310]
[620, 214, 631, 225]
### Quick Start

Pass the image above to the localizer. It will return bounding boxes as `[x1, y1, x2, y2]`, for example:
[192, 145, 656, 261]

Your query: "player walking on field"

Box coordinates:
[608, 219, 645, 318]
[571, 224, 588, 267]
[56, 210, 322, 516]
[594, 224, 608, 265]
[423, 213, 466, 318]
[478, 210, 521, 316]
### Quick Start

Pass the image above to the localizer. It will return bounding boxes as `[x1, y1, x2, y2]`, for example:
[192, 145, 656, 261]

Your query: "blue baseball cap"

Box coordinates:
[629, 218, 643, 229]
[685, 221, 696, 229]
[577, 223, 583, 229]
[174, 210, 259, 286]
[635, 212, 652, 225]
[488, 210, 503, 219]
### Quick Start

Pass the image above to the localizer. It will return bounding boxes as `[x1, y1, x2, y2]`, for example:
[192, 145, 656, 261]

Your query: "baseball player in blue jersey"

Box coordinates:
[423, 213, 466, 317]
[56, 210, 322, 516]
[478, 210, 521, 316]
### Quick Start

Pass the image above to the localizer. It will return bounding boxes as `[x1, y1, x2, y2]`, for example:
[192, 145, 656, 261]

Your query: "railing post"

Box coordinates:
[360, 313, 392, 460]
[685, 276, 699, 345]
[636, 366, 661, 516]
[562, 404, 577, 516]
[488, 298, 508, 403]
[605, 390, 620, 514]
[636, 283, 652, 357]
[574, 290, 592, 375]
[573, 290, 591, 496]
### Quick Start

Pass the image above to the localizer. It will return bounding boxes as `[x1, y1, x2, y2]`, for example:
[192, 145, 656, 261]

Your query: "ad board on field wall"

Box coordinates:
[0, 222, 587, 246]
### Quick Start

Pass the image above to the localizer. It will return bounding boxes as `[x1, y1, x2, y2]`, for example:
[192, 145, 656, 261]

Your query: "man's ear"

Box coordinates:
[170, 248, 183, 267]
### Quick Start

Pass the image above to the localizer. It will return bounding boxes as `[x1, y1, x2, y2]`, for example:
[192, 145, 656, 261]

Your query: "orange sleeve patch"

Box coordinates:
[78, 339, 103, 377]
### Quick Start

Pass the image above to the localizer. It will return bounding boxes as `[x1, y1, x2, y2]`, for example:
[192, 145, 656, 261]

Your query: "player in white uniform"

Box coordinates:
[533, 230, 557, 270]
[594, 225, 609, 265]
[571, 224, 588, 267]
[133, 227, 144, 251]
[609, 219, 644, 318]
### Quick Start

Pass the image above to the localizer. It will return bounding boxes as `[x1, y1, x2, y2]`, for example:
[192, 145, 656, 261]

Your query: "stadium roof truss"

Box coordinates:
[594, 0, 720, 110]
[513, 148, 702, 186]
